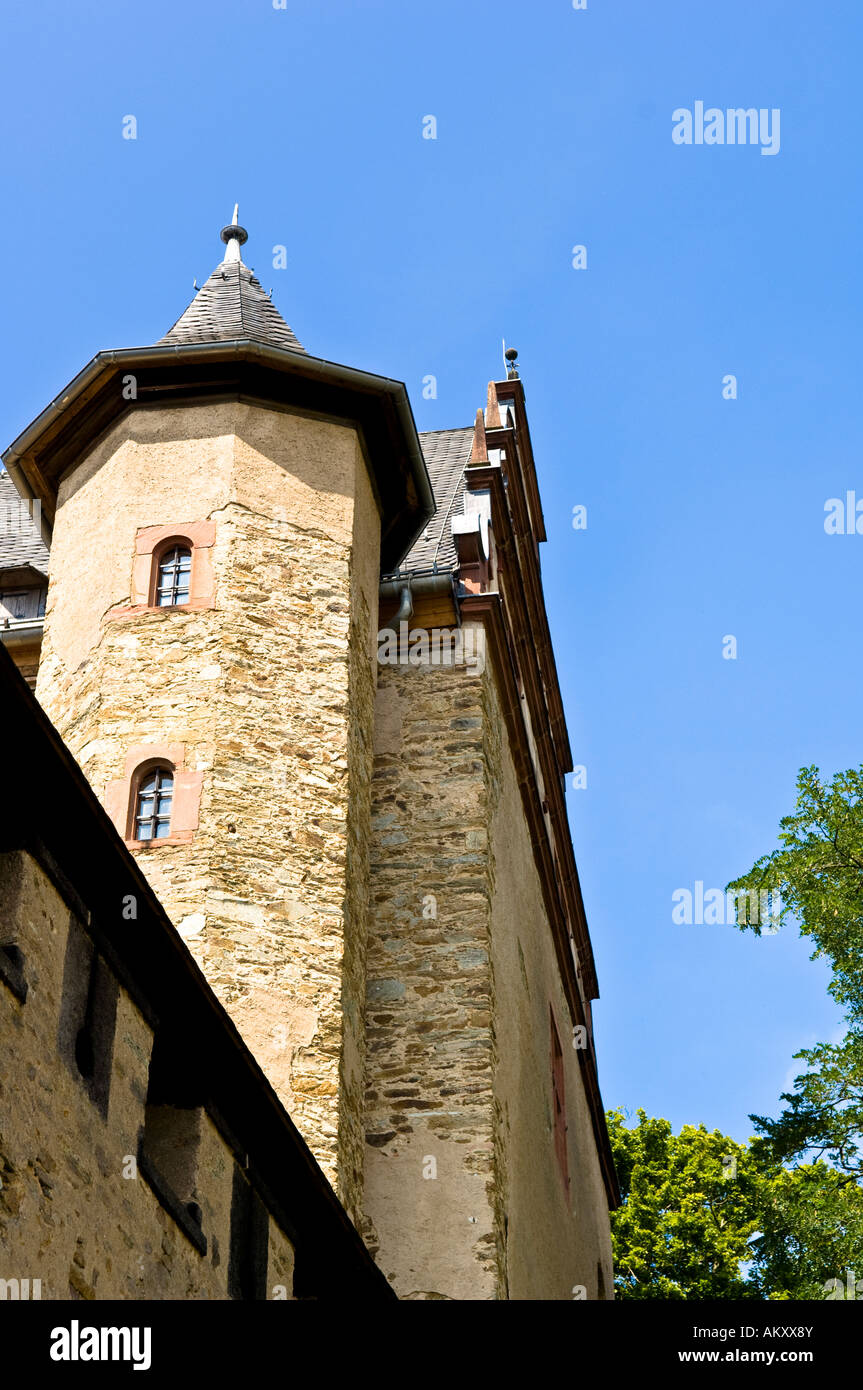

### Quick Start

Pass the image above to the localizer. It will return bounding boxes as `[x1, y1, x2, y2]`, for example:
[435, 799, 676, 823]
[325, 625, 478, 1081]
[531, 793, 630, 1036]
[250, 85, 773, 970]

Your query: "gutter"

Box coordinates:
[379, 573, 457, 603]
[379, 572, 462, 628]
[0, 619, 45, 648]
[2, 340, 436, 548]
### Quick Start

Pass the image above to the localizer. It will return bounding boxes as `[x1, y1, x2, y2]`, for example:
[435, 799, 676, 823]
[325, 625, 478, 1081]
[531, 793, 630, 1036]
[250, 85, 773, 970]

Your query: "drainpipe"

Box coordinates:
[391, 583, 413, 627]
[379, 572, 462, 630]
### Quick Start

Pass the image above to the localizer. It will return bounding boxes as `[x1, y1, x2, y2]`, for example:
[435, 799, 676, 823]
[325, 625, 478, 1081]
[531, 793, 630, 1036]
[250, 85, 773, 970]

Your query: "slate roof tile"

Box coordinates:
[402, 426, 474, 573]
[0, 471, 49, 574]
[158, 258, 306, 353]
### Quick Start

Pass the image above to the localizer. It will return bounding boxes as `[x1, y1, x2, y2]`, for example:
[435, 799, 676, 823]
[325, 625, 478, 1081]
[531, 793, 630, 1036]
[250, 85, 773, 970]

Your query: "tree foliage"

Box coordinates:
[728, 765, 863, 1180]
[608, 1109, 760, 1299]
[610, 763, 863, 1299]
[608, 1110, 863, 1299]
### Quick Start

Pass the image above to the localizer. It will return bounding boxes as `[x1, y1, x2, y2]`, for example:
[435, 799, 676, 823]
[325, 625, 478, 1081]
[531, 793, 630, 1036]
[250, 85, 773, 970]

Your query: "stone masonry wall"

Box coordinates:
[363, 646, 500, 1299]
[0, 849, 295, 1299]
[364, 623, 613, 1298]
[35, 402, 380, 1225]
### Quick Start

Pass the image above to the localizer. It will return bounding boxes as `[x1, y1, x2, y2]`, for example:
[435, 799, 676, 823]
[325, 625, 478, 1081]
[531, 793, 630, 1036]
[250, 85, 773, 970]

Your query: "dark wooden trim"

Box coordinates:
[464, 464, 598, 1001]
[3, 346, 433, 573]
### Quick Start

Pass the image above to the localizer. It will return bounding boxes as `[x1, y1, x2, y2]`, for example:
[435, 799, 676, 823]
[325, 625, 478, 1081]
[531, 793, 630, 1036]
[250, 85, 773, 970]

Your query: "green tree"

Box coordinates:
[746, 1160, 863, 1299]
[607, 1108, 761, 1299]
[608, 1110, 863, 1299]
[610, 766, 863, 1300]
[727, 765, 863, 1176]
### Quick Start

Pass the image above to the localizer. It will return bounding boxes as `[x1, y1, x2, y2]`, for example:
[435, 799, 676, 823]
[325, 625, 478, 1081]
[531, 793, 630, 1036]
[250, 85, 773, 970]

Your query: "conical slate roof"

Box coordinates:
[158, 209, 305, 353]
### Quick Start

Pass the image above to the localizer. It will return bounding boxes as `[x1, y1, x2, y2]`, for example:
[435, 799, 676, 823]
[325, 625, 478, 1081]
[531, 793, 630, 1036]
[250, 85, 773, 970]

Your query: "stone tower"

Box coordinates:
[3, 215, 620, 1297]
[6, 212, 433, 1225]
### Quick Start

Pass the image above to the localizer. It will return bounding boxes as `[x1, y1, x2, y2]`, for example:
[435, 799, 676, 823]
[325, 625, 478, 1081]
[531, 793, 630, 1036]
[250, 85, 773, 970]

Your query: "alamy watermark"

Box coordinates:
[823, 1271, 863, 1300]
[0, 1277, 41, 1299]
[672, 881, 781, 930]
[377, 622, 486, 676]
[824, 493, 863, 534]
[672, 103, 780, 156]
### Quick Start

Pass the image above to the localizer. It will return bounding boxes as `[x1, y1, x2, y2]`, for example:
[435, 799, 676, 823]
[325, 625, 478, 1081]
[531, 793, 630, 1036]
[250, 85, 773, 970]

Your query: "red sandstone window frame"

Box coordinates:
[107, 521, 216, 620]
[550, 1007, 570, 1192]
[105, 743, 204, 849]
[129, 760, 175, 842]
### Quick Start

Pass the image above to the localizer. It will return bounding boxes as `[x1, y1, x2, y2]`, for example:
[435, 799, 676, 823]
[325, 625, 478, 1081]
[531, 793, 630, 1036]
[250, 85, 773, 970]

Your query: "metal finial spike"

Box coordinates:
[220, 205, 248, 264]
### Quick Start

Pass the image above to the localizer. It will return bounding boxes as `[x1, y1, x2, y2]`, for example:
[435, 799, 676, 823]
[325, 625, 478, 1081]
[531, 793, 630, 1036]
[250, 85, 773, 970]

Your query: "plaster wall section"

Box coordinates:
[483, 669, 614, 1299]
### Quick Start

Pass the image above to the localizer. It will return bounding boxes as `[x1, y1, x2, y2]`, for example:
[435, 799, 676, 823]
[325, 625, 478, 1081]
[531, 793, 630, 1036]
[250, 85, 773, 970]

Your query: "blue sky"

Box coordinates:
[3, 0, 858, 1144]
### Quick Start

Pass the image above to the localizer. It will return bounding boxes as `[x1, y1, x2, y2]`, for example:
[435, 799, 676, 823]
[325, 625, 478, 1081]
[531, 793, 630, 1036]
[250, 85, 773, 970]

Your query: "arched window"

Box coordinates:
[155, 544, 192, 607]
[133, 765, 174, 841]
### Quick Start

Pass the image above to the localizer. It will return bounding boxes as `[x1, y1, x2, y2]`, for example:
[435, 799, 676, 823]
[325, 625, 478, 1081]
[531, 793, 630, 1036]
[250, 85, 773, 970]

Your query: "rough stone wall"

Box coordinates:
[0, 850, 295, 1299]
[35, 401, 380, 1223]
[364, 626, 613, 1299]
[363, 647, 500, 1299]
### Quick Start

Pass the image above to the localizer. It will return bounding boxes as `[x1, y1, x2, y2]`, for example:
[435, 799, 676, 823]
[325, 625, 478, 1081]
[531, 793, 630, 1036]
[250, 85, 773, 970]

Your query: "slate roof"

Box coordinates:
[158, 257, 306, 353]
[0, 470, 49, 575]
[403, 426, 474, 573]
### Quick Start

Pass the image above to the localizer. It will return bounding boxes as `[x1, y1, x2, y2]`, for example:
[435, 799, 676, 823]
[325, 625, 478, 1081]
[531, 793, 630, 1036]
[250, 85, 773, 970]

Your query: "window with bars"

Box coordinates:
[155, 545, 192, 607]
[134, 766, 174, 842]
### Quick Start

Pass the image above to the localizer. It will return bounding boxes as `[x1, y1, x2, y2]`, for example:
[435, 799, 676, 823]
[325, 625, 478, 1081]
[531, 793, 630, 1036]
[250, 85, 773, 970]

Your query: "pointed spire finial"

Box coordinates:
[220, 204, 249, 263]
[485, 382, 502, 430]
[469, 407, 489, 465]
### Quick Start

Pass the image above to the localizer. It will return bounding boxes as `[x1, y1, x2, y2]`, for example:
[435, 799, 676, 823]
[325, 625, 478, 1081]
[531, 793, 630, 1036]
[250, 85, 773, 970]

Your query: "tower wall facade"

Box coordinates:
[363, 636, 613, 1298]
[36, 400, 380, 1222]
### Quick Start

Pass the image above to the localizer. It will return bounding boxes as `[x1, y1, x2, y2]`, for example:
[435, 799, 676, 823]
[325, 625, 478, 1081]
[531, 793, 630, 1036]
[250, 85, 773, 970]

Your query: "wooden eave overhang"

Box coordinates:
[484, 416, 572, 775]
[493, 377, 547, 543]
[2, 341, 435, 574]
[460, 393, 619, 1207]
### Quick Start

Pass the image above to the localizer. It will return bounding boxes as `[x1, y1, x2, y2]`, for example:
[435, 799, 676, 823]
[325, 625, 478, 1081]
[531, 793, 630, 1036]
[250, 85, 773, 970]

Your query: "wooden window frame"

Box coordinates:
[150, 541, 193, 609]
[131, 762, 175, 842]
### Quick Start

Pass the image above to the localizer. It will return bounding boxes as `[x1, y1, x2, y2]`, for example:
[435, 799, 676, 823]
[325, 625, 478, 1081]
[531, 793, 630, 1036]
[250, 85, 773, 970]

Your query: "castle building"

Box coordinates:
[0, 212, 618, 1300]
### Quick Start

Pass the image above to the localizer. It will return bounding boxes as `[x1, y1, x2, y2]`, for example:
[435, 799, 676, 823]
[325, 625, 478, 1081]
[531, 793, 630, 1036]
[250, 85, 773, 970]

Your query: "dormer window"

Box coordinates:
[134, 765, 174, 841]
[0, 587, 46, 621]
[155, 544, 192, 608]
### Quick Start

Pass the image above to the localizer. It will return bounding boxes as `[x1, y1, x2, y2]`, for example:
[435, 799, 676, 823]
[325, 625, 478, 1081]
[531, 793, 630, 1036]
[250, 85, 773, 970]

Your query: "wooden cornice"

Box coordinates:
[483, 421, 572, 775]
[493, 377, 546, 543]
[464, 462, 598, 1002]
